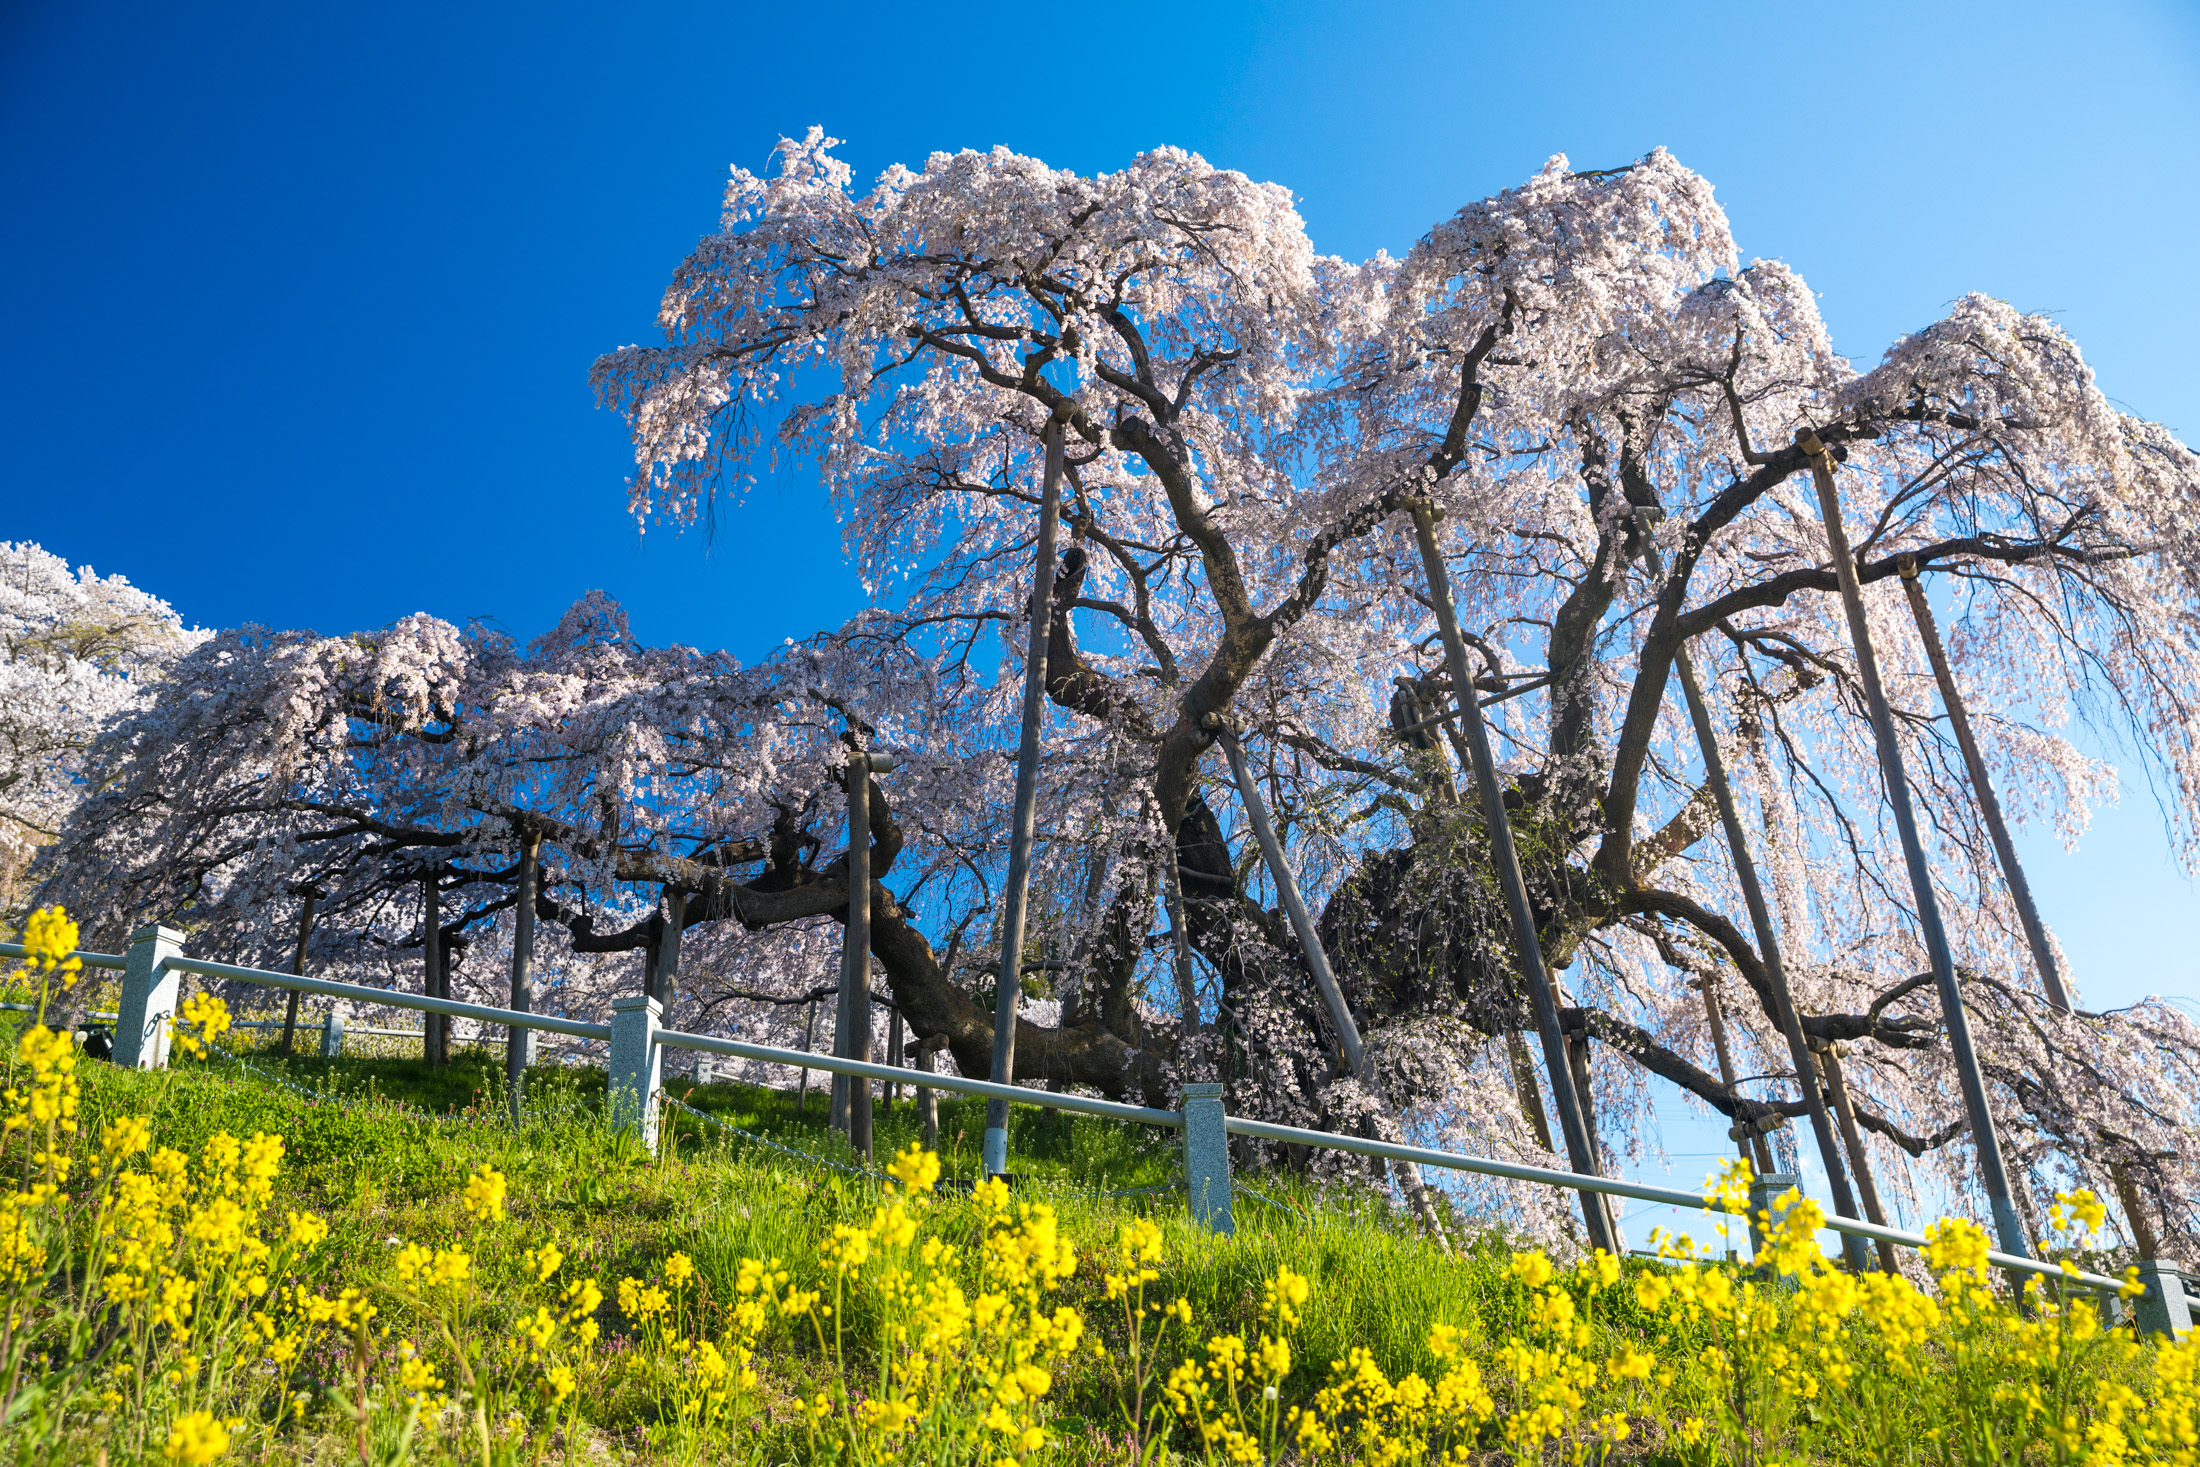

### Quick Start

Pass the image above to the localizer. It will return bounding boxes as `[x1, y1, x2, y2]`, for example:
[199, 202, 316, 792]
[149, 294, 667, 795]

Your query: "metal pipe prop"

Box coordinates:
[508, 829, 542, 1119]
[985, 418, 1064, 1177]
[423, 872, 444, 1066]
[1635, 513, 1870, 1269]
[1896, 561, 2071, 1013]
[1405, 499, 1618, 1254]
[1215, 723, 1448, 1244]
[278, 891, 314, 1057]
[1799, 431, 2029, 1259]
[844, 749, 875, 1158]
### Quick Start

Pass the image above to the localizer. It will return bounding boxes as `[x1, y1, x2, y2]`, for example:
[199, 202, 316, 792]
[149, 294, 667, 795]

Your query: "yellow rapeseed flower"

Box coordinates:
[162, 1410, 231, 1464]
[459, 1162, 507, 1222]
[888, 1143, 941, 1195]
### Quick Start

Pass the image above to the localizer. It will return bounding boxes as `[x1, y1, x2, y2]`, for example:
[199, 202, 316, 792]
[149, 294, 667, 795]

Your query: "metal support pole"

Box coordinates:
[608, 993, 663, 1153]
[1701, 980, 1774, 1176]
[916, 1035, 944, 1152]
[508, 828, 542, 1122]
[1182, 1081, 1235, 1234]
[1818, 1041, 1903, 1273]
[657, 887, 685, 1012]
[985, 417, 1064, 1178]
[1505, 1031, 1555, 1153]
[278, 890, 315, 1057]
[1800, 431, 2028, 1259]
[115, 923, 184, 1069]
[1897, 563, 2164, 1255]
[1897, 562, 2070, 1010]
[885, 1007, 904, 1110]
[798, 999, 817, 1115]
[1635, 512, 1870, 1270]
[1405, 499, 1618, 1254]
[1216, 722, 1449, 1246]
[423, 874, 444, 1066]
[838, 749, 891, 1159]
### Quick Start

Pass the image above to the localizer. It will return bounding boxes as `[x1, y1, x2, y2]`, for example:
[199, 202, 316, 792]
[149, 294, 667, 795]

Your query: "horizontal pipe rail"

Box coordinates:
[653, 1028, 1186, 1131]
[162, 956, 611, 1042]
[1226, 1115, 2125, 1294]
[10, 943, 2143, 1296]
[226, 1019, 429, 1039]
[0, 942, 127, 970]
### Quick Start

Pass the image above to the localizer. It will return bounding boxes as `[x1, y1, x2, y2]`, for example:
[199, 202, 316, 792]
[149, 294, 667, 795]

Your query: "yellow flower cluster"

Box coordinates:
[458, 1161, 506, 1222]
[170, 991, 231, 1061]
[13, 905, 84, 987]
[3, 911, 2196, 1467]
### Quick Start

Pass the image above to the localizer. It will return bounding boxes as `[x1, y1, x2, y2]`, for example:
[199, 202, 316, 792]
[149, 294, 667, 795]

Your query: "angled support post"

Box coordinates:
[508, 827, 543, 1122]
[916, 1035, 946, 1152]
[1213, 718, 1449, 1248]
[1181, 1081, 1234, 1235]
[2134, 1260, 2193, 1339]
[1801, 432, 2028, 1261]
[1405, 497, 1617, 1255]
[1633, 506, 1870, 1271]
[986, 416, 1065, 1179]
[609, 993, 664, 1154]
[115, 923, 184, 1069]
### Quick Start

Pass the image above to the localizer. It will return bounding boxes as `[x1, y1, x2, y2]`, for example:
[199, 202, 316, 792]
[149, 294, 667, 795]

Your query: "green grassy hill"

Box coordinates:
[10, 1044, 2185, 1464]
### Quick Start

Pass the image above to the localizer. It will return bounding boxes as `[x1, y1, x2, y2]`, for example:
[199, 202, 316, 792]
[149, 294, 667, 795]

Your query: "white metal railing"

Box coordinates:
[4, 934, 2188, 1335]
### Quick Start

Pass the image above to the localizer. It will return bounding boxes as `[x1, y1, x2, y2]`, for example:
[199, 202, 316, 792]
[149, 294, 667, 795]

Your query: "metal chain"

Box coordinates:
[1233, 1184, 1311, 1225]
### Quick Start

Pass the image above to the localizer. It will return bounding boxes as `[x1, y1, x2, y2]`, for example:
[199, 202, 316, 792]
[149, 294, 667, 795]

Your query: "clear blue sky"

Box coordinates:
[5, 0, 2196, 1039]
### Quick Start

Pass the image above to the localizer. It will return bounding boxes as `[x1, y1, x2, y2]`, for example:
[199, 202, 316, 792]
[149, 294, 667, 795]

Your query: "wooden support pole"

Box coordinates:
[985, 417, 1064, 1178]
[1801, 431, 2028, 1260]
[1897, 561, 2071, 1010]
[657, 887, 685, 1011]
[1406, 498, 1618, 1255]
[1162, 835, 1202, 1045]
[277, 890, 316, 1057]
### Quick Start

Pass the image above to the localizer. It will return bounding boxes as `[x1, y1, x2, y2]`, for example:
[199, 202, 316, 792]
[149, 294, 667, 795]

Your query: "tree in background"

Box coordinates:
[0, 541, 203, 925]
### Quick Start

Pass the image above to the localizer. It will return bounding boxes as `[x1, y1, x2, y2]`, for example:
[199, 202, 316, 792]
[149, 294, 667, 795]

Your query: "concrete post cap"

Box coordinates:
[610, 993, 663, 1015]
[1182, 1082, 1226, 1100]
[128, 924, 185, 943]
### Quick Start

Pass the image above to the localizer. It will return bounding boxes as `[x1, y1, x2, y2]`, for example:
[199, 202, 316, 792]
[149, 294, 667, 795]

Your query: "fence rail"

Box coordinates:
[5, 932, 2189, 1336]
